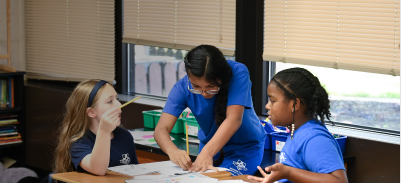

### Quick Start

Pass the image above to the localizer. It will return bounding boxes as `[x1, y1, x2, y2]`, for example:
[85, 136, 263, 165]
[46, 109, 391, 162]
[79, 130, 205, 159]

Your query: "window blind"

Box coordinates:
[123, 0, 235, 56]
[26, 0, 115, 82]
[264, 0, 400, 76]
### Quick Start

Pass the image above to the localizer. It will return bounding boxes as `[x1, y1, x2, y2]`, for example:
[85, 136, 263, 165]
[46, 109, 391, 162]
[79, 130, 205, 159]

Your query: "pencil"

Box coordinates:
[119, 95, 142, 109]
[185, 122, 189, 155]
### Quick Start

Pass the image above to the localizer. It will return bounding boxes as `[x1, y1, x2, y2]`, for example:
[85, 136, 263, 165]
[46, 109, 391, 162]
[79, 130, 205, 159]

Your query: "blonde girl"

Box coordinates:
[54, 79, 138, 175]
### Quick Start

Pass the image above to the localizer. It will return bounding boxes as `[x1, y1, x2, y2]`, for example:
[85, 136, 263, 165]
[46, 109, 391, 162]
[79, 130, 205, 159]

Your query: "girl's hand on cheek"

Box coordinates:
[188, 150, 218, 173]
[247, 163, 289, 183]
[99, 107, 121, 133]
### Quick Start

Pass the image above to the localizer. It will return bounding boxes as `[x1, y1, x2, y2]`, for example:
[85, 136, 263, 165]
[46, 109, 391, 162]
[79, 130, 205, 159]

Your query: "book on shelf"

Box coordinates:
[0, 140, 22, 146]
[0, 77, 14, 108]
[0, 126, 16, 133]
[0, 134, 21, 141]
[0, 131, 21, 146]
[0, 122, 19, 127]
[0, 119, 18, 127]
[0, 114, 18, 119]
[0, 119, 18, 123]
[11, 78, 14, 108]
[0, 125, 16, 131]
[0, 131, 18, 137]
[0, 129, 16, 133]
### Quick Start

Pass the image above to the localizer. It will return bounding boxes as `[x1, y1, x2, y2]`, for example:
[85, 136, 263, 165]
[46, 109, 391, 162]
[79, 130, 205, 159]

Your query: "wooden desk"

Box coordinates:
[218, 175, 259, 183]
[52, 170, 233, 183]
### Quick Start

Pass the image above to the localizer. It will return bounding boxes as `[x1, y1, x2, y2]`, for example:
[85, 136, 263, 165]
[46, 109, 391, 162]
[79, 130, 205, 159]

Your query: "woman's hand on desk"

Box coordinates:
[167, 148, 193, 171]
[188, 150, 219, 173]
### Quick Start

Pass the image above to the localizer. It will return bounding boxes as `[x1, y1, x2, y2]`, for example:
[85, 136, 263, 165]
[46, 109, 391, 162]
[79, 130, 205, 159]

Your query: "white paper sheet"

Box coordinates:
[130, 131, 174, 145]
[204, 167, 230, 173]
[109, 161, 234, 179]
[181, 138, 200, 144]
[125, 172, 217, 183]
[108, 161, 186, 176]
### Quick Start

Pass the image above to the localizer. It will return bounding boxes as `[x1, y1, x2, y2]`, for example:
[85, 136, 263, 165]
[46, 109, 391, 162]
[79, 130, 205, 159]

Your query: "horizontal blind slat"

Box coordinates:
[264, 0, 400, 75]
[26, 0, 115, 81]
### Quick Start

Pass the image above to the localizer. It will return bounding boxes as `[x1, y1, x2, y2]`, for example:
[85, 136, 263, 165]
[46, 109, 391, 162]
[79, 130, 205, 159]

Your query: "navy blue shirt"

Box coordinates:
[70, 127, 139, 172]
[163, 60, 266, 152]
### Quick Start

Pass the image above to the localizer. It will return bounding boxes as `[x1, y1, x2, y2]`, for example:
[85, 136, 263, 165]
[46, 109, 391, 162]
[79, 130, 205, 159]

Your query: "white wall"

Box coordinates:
[0, 0, 25, 71]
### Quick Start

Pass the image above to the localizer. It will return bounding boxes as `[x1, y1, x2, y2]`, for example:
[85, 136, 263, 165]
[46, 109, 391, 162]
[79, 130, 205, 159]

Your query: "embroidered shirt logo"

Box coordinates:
[120, 153, 131, 165]
[233, 159, 248, 171]
[279, 152, 286, 163]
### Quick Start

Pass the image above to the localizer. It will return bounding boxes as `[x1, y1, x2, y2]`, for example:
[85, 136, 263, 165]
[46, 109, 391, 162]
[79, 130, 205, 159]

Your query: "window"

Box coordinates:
[262, 0, 400, 133]
[127, 44, 235, 98]
[127, 45, 187, 97]
[266, 62, 400, 132]
[122, 0, 236, 98]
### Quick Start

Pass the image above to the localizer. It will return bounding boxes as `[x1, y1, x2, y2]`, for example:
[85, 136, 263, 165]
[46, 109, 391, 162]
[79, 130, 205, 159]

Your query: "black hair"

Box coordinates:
[184, 45, 233, 127]
[271, 67, 332, 125]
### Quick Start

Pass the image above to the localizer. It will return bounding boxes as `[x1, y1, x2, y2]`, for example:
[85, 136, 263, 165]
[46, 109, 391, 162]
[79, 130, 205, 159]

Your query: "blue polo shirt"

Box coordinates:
[70, 127, 139, 172]
[163, 60, 266, 152]
[278, 119, 345, 182]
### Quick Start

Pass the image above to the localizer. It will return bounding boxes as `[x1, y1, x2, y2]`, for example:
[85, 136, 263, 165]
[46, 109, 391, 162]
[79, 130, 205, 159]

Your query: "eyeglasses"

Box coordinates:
[188, 82, 220, 95]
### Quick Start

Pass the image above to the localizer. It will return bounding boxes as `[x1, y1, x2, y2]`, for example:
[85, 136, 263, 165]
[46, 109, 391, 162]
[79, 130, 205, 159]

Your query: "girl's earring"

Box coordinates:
[291, 123, 295, 140]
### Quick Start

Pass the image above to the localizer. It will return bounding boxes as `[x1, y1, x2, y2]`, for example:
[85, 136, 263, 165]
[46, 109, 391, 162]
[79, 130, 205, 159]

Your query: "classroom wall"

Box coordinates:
[0, 0, 26, 71]
[345, 137, 400, 182]
[23, 81, 400, 182]
[24, 80, 162, 171]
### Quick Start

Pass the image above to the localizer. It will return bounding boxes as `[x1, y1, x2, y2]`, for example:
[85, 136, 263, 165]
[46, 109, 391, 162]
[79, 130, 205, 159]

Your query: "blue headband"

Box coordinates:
[87, 80, 108, 108]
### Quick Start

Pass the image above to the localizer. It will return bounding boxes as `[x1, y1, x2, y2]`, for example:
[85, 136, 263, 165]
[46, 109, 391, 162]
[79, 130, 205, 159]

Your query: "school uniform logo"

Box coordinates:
[120, 153, 131, 165]
[279, 152, 286, 163]
[228, 159, 248, 175]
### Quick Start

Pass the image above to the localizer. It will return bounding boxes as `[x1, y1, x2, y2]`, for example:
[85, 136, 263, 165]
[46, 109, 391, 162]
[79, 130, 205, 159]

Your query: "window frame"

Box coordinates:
[264, 62, 400, 136]
[115, 0, 400, 136]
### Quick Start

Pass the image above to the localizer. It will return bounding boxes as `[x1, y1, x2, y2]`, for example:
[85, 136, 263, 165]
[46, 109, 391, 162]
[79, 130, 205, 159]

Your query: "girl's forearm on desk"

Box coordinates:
[81, 130, 111, 175]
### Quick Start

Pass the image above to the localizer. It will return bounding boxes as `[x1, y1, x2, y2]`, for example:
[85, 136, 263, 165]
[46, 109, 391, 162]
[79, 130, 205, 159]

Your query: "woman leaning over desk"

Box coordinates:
[154, 45, 266, 176]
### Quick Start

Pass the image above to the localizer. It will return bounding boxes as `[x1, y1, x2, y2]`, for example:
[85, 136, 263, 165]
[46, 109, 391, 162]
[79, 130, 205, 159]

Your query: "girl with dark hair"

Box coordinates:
[154, 45, 266, 176]
[248, 68, 348, 183]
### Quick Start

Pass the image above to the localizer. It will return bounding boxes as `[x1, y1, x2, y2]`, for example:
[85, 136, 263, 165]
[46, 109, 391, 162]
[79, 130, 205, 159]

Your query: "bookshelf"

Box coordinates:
[0, 70, 25, 166]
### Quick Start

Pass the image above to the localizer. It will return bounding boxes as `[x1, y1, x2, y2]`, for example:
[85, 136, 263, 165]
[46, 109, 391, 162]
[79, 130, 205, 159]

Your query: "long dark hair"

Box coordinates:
[184, 45, 233, 127]
[184, 45, 232, 166]
[272, 67, 332, 125]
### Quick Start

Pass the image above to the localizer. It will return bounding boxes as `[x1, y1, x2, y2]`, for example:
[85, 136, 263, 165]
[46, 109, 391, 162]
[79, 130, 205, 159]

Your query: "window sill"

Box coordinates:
[118, 94, 400, 145]
[326, 124, 400, 145]
[118, 94, 166, 108]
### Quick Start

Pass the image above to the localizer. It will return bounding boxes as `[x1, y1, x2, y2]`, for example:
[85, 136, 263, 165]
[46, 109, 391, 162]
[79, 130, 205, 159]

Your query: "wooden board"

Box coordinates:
[52, 170, 232, 183]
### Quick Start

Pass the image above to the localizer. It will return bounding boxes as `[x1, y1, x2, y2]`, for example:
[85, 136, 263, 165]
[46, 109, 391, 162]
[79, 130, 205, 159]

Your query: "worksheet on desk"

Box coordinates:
[108, 160, 229, 177]
[108, 161, 187, 176]
[126, 172, 218, 183]
[129, 131, 175, 145]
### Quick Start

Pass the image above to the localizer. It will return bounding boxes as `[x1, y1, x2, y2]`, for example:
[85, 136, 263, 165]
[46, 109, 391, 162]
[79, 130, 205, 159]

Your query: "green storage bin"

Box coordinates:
[155, 117, 184, 134]
[182, 117, 200, 137]
[142, 110, 162, 129]
[171, 118, 184, 134]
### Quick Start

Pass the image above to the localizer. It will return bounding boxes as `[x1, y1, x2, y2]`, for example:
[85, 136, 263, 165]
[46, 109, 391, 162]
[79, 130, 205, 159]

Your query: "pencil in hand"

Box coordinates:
[186, 122, 189, 155]
[119, 95, 142, 109]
